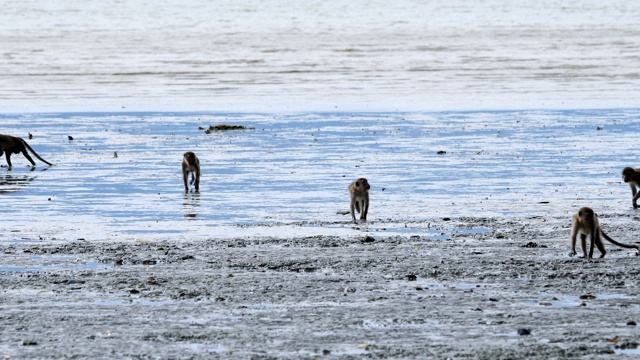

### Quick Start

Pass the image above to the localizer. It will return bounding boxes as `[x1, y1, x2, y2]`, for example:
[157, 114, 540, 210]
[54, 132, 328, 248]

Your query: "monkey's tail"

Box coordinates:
[601, 231, 640, 250]
[21, 139, 53, 166]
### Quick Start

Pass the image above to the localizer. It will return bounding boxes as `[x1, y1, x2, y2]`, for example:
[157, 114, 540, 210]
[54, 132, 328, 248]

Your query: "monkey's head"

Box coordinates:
[356, 178, 370, 190]
[622, 167, 637, 183]
[578, 207, 595, 224]
[184, 151, 197, 165]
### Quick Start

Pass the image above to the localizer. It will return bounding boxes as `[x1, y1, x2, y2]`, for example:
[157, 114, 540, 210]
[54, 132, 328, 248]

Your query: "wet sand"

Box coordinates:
[2, 215, 639, 359]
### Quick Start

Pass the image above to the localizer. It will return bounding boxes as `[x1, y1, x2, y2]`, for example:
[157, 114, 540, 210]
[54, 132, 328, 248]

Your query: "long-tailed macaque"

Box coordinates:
[182, 151, 200, 192]
[622, 167, 640, 209]
[349, 177, 370, 222]
[0, 134, 53, 168]
[570, 207, 639, 258]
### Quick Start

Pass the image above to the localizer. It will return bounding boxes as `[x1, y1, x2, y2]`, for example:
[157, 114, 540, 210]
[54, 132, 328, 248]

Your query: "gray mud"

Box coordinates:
[2, 216, 639, 359]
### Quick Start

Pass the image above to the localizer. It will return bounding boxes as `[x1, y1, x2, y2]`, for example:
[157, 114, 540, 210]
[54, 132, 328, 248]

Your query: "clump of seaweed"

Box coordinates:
[201, 124, 255, 133]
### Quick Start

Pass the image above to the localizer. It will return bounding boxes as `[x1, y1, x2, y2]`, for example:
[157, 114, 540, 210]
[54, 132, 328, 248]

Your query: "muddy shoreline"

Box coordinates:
[1, 216, 639, 359]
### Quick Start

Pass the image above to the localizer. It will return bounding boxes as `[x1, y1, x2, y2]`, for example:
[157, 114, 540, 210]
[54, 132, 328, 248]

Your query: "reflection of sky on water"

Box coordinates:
[1, 109, 639, 242]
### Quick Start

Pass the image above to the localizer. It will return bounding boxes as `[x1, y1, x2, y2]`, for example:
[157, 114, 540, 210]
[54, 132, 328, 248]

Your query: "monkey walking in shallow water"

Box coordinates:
[622, 167, 640, 209]
[0, 134, 53, 168]
[182, 151, 200, 192]
[349, 177, 370, 223]
[570, 207, 640, 259]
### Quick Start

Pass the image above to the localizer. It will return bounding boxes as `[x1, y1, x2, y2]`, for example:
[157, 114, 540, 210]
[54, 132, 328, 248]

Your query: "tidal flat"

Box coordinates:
[1, 110, 640, 358]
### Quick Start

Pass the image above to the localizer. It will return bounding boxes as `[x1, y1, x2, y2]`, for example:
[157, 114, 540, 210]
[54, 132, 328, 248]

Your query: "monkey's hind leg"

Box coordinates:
[21, 150, 36, 166]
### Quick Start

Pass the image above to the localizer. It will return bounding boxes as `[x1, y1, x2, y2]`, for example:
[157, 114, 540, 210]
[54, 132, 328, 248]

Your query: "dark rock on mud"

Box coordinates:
[204, 124, 255, 132]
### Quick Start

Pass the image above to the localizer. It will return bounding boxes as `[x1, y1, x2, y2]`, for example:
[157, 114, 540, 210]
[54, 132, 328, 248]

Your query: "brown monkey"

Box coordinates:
[622, 167, 640, 208]
[0, 134, 53, 168]
[349, 177, 370, 222]
[182, 151, 200, 192]
[570, 207, 639, 258]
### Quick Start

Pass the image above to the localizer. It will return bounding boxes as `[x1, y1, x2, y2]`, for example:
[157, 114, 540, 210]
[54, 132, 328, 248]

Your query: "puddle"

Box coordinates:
[0, 259, 114, 273]
[362, 318, 439, 330]
[613, 346, 640, 355]
[530, 294, 629, 307]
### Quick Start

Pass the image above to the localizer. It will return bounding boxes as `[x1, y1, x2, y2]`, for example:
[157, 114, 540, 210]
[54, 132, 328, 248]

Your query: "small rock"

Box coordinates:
[406, 274, 417, 281]
[627, 320, 637, 326]
[68, 135, 74, 140]
[579, 294, 596, 300]
[130, 289, 140, 294]
[442, 217, 451, 221]
[437, 150, 446, 154]
[23, 340, 38, 346]
[361, 236, 375, 244]
[142, 259, 157, 265]
[517, 328, 532, 336]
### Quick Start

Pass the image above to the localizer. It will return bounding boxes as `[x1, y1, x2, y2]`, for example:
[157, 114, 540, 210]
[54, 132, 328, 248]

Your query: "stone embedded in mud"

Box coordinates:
[627, 320, 637, 326]
[522, 242, 547, 248]
[517, 329, 531, 336]
[361, 236, 375, 243]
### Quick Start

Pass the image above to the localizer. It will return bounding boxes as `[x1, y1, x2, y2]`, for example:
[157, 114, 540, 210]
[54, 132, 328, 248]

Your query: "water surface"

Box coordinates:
[1, 109, 638, 242]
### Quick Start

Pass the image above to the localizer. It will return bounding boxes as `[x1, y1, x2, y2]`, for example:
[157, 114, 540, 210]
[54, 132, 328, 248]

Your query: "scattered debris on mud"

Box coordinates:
[2, 216, 639, 359]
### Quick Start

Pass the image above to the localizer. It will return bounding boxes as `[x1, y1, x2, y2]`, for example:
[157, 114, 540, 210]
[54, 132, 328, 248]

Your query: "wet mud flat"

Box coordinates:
[1, 216, 639, 359]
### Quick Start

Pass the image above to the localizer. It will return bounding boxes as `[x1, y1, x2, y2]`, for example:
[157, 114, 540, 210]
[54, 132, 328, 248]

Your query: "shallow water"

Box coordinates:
[1, 109, 639, 243]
